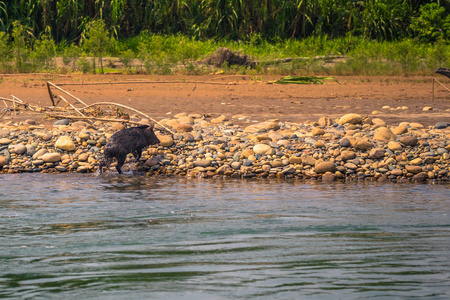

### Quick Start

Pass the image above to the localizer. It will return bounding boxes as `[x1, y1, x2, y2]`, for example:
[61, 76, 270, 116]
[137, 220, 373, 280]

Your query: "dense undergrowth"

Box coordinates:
[0, 1, 449, 76]
[0, 31, 448, 77]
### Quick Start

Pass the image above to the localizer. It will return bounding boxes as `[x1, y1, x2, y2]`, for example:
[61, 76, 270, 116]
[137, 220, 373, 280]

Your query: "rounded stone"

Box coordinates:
[14, 143, 27, 155]
[271, 160, 284, 168]
[435, 121, 449, 129]
[388, 141, 403, 151]
[341, 150, 356, 161]
[42, 152, 62, 163]
[78, 153, 89, 162]
[53, 119, 70, 126]
[32, 148, 48, 159]
[312, 128, 325, 136]
[338, 113, 362, 125]
[79, 131, 90, 140]
[0, 155, 8, 167]
[0, 138, 12, 145]
[406, 165, 422, 174]
[400, 136, 418, 147]
[158, 135, 174, 147]
[369, 148, 385, 159]
[315, 141, 325, 148]
[355, 139, 373, 150]
[242, 149, 255, 158]
[145, 157, 159, 167]
[322, 173, 336, 182]
[253, 144, 272, 155]
[289, 156, 302, 164]
[55, 136, 76, 151]
[339, 138, 351, 147]
[242, 159, 253, 167]
[176, 124, 193, 132]
[315, 161, 336, 173]
[410, 158, 423, 165]
[374, 127, 396, 141]
[230, 161, 241, 170]
[391, 169, 403, 176]
[391, 124, 409, 135]
[412, 172, 427, 182]
[193, 160, 211, 168]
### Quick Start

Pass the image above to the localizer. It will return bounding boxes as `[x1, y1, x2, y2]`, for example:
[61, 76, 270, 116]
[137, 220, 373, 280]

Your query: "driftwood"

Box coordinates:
[45, 114, 151, 127]
[45, 81, 175, 134]
[0, 81, 176, 135]
[59, 95, 86, 117]
[432, 77, 450, 102]
[47, 81, 88, 107]
[79, 101, 174, 134]
[55, 80, 233, 86]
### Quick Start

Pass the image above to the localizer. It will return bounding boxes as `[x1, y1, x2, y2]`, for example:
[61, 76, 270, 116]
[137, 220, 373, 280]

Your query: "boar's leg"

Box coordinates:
[97, 160, 105, 174]
[97, 157, 112, 174]
[132, 148, 143, 162]
[116, 155, 126, 174]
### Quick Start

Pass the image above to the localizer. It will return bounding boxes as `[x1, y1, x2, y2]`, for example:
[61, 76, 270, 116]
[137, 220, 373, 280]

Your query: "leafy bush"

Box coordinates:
[83, 19, 114, 74]
[11, 21, 31, 72]
[31, 30, 56, 70]
[62, 45, 82, 71]
[0, 31, 11, 72]
[410, 3, 450, 42]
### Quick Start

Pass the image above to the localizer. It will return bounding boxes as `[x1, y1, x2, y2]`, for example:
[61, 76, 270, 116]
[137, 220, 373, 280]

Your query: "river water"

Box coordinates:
[0, 174, 449, 299]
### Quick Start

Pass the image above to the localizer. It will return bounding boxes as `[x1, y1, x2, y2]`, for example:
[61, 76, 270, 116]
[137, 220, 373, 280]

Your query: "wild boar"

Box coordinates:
[98, 124, 160, 174]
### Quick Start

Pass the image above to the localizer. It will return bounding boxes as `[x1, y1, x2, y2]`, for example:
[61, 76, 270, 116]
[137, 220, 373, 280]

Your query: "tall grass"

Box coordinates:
[0, 31, 448, 76]
[0, 1, 447, 43]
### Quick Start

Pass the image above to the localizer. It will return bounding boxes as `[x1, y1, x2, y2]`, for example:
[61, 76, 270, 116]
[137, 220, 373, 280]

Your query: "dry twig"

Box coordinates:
[79, 101, 174, 134]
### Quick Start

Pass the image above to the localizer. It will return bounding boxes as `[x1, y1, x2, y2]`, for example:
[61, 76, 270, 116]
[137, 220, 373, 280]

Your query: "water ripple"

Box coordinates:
[0, 174, 449, 299]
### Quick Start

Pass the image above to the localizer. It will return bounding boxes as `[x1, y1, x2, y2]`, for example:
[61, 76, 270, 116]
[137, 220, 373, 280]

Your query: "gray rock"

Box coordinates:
[435, 121, 449, 129]
[339, 137, 351, 147]
[53, 119, 70, 126]
[243, 159, 253, 166]
[231, 161, 241, 170]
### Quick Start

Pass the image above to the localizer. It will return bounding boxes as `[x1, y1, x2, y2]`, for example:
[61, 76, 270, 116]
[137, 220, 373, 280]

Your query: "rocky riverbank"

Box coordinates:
[1, 113, 449, 183]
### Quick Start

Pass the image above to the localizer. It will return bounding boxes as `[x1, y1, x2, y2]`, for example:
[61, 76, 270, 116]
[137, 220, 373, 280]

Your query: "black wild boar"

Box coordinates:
[98, 124, 160, 174]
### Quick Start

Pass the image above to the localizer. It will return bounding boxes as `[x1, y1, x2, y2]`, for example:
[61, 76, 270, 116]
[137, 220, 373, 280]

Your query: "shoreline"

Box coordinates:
[1, 112, 449, 183]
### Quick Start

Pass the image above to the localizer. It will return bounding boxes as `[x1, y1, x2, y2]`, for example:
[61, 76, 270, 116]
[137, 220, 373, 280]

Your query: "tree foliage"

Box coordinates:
[0, 0, 448, 42]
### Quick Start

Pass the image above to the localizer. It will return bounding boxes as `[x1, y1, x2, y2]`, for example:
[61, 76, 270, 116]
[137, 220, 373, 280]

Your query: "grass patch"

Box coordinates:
[0, 32, 448, 76]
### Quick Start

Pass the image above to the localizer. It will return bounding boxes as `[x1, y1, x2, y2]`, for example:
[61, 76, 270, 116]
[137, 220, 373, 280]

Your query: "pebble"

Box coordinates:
[400, 136, 418, 147]
[315, 161, 336, 173]
[435, 121, 449, 129]
[341, 150, 356, 161]
[0, 155, 8, 167]
[55, 136, 76, 151]
[14, 143, 27, 154]
[42, 153, 61, 163]
[388, 141, 403, 151]
[0, 138, 11, 145]
[338, 113, 362, 125]
[0, 112, 448, 183]
[374, 127, 396, 141]
[157, 135, 174, 147]
[253, 144, 271, 155]
[53, 119, 70, 126]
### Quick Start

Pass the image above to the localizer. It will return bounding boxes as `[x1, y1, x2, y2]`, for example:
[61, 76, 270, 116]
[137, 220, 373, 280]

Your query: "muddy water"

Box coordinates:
[1, 174, 449, 299]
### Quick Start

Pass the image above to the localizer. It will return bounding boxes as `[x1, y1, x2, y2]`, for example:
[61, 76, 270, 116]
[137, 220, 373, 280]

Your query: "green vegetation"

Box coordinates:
[0, 0, 448, 76]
